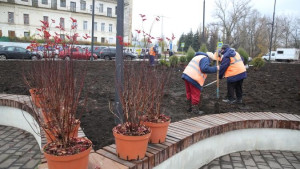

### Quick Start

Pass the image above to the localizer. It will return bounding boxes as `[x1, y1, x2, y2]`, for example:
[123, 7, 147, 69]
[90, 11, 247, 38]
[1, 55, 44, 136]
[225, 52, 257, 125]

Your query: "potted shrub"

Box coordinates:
[111, 62, 152, 161]
[141, 65, 171, 144]
[24, 18, 92, 169]
[25, 59, 92, 169]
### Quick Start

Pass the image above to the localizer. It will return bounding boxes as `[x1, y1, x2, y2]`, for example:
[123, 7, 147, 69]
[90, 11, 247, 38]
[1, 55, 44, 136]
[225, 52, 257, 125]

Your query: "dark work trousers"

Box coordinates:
[149, 55, 155, 65]
[227, 79, 244, 101]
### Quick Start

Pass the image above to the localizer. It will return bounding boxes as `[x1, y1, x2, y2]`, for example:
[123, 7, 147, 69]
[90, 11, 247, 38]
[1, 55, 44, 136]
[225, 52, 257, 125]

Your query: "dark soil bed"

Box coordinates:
[0, 61, 299, 150]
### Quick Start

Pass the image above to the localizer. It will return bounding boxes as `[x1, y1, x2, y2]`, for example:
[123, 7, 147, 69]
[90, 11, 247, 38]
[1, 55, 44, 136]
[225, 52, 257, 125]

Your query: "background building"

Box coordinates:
[0, 0, 132, 44]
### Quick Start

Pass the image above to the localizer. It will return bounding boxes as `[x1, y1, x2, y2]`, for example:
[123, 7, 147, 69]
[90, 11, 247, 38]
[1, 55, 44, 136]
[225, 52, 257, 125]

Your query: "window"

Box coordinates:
[93, 37, 97, 42]
[80, 0, 86, 10]
[8, 12, 14, 23]
[60, 0, 66, 7]
[60, 18, 65, 29]
[107, 7, 112, 17]
[24, 14, 29, 25]
[101, 23, 105, 32]
[16, 47, 27, 52]
[83, 21, 87, 30]
[8, 31, 15, 38]
[43, 16, 48, 23]
[6, 46, 15, 51]
[109, 24, 112, 32]
[70, 2, 76, 12]
[101, 37, 105, 43]
[42, 0, 48, 5]
[277, 51, 284, 54]
[24, 32, 30, 38]
[115, 6, 117, 15]
[99, 3, 103, 13]
[21, 0, 28, 2]
[109, 38, 113, 44]
[60, 34, 65, 40]
[90, 5, 93, 13]
[94, 22, 97, 31]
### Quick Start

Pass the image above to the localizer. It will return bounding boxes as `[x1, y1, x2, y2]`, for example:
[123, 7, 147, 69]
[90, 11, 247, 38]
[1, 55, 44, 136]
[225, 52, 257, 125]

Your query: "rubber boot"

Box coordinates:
[186, 100, 192, 112]
[191, 105, 204, 115]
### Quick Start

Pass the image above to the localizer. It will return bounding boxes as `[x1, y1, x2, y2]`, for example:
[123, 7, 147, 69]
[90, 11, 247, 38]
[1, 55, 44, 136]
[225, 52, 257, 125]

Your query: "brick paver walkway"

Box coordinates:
[201, 150, 300, 169]
[0, 125, 41, 169]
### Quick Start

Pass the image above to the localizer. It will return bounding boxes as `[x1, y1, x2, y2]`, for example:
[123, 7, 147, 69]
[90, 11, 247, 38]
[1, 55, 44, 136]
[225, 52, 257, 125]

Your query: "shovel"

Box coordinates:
[203, 80, 217, 88]
[215, 52, 220, 114]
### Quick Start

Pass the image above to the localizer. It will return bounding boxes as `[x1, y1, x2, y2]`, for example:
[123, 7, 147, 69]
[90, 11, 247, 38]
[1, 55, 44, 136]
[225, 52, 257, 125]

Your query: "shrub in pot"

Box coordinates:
[141, 65, 171, 144]
[111, 62, 152, 161]
[24, 17, 92, 169]
[25, 59, 92, 169]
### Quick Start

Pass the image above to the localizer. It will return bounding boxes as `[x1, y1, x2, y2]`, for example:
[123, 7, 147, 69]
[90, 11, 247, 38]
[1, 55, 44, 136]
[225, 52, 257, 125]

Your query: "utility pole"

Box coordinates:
[90, 0, 95, 61]
[268, 0, 276, 61]
[202, 0, 205, 44]
[114, 0, 124, 124]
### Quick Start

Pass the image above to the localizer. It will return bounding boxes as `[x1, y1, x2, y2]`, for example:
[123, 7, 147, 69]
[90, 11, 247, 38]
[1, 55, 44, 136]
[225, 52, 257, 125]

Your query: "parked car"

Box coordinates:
[99, 47, 137, 60]
[58, 47, 97, 60]
[0, 46, 40, 60]
[36, 46, 59, 58]
[89, 46, 106, 58]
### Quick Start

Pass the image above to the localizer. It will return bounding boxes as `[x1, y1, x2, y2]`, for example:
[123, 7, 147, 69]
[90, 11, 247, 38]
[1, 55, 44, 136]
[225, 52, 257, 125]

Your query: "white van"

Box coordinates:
[275, 48, 300, 61]
[262, 51, 276, 61]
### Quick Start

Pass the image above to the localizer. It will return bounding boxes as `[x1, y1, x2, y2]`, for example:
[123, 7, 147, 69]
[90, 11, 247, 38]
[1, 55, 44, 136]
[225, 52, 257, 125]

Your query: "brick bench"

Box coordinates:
[89, 112, 300, 169]
[1, 94, 300, 169]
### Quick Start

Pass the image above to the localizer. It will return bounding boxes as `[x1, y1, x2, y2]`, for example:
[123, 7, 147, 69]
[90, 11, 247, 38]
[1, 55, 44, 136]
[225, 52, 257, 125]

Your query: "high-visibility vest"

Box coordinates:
[224, 53, 246, 77]
[149, 47, 156, 56]
[183, 55, 207, 86]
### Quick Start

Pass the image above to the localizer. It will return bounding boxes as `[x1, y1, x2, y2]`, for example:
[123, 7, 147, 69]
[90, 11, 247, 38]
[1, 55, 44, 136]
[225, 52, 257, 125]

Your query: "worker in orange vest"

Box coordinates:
[219, 44, 247, 104]
[149, 44, 158, 66]
[182, 52, 219, 114]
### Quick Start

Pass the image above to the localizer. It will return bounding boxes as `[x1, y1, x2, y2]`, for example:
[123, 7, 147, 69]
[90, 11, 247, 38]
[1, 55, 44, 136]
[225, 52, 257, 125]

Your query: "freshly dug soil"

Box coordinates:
[0, 61, 299, 150]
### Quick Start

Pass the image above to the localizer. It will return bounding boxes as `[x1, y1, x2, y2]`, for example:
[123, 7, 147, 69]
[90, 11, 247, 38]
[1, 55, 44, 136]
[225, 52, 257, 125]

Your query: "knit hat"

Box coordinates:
[206, 52, 216, 60]
[221, 44, 230, 50]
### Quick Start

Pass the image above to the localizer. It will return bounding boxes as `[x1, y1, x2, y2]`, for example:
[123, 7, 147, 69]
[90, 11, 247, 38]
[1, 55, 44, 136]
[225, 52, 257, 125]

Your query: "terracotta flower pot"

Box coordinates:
[29, 88, 43, 108]
[113, 130, 151, 160]
[143, 120, 170, 143]
[44, 121, 80, 143]
[43, 138, 92, 169]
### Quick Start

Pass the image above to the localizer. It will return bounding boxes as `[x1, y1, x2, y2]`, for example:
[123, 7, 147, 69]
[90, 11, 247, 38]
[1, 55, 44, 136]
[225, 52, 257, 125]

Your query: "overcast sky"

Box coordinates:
[131, 0, 300, 44]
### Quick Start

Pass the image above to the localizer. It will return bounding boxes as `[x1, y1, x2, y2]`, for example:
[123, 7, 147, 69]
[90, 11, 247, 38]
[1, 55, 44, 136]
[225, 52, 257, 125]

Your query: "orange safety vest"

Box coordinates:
[224, 53, 246, 77]
[183, 55, 207, 86]
[149, 47, 156, 56]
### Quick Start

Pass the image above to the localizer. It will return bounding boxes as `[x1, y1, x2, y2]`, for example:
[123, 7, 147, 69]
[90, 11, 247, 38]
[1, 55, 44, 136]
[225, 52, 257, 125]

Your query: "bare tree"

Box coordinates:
[214, 0, 251, 45]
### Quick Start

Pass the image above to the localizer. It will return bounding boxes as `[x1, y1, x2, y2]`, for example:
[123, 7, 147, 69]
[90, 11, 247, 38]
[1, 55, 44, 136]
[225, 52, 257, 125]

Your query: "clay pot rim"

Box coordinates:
[43, 138, 92, 161]
[143, 120, 171, 127]
[113, 130, 152, 141]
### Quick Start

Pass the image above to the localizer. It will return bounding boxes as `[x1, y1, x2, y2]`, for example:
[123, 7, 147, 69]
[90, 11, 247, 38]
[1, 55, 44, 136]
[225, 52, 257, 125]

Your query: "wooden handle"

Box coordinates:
[216, 52, 220, 99]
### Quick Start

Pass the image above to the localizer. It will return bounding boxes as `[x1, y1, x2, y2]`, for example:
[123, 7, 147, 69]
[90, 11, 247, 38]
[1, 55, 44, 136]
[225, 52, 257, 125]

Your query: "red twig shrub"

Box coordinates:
[24, 17, 91, 155]
[111, 61, 171, 135]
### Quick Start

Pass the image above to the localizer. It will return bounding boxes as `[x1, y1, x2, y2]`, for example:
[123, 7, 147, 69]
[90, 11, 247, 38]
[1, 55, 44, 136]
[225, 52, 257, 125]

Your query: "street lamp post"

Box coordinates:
[268, 0, 276, 61]
[202, 0, 205, 44]
[114, 0, 124, 124]
[90, 0, 95, 61]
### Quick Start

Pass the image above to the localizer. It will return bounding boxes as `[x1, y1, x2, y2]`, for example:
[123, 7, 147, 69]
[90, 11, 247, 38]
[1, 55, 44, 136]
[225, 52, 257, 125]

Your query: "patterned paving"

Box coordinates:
[0, 125, 41, 169]
[201, 150, 300, 169]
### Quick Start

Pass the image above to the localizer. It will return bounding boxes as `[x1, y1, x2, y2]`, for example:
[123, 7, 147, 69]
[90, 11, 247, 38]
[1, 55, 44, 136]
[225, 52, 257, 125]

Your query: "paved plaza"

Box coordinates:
[201, 150, 300, 169]
[1, 124, 300, 169]
[0, 125, 40, 169]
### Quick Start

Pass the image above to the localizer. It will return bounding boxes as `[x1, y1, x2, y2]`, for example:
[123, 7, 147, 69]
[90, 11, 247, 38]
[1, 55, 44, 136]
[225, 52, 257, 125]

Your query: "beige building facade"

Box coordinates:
[0, 0, 132, 44]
